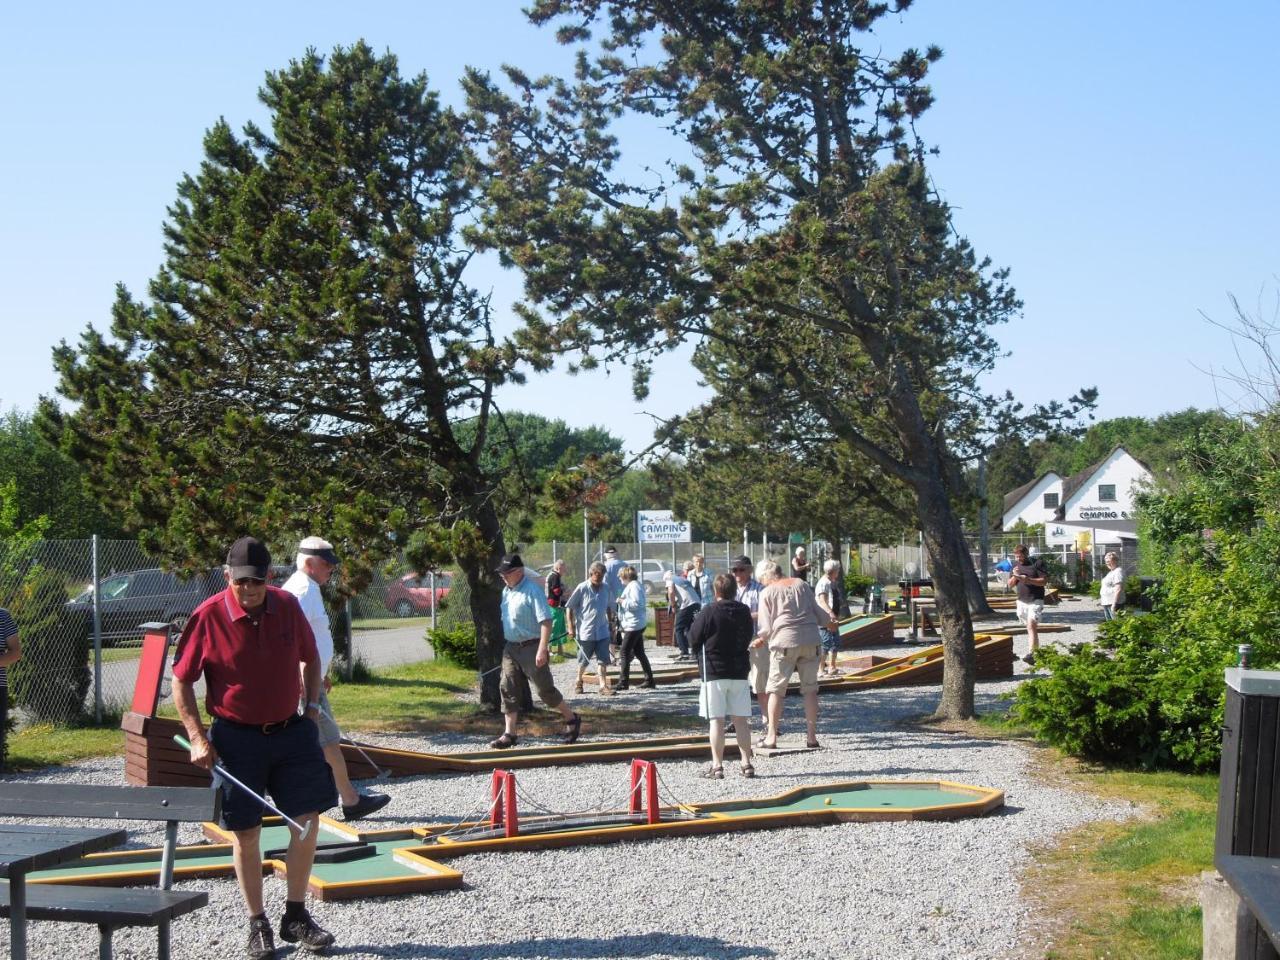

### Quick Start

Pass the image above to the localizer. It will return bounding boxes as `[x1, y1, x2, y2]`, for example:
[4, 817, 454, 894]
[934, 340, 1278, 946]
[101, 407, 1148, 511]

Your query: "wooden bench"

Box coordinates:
[0, 781, 219, 960]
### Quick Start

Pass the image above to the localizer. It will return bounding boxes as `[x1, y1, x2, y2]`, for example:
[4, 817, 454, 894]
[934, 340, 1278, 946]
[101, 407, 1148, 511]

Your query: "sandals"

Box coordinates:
[488, 732, 518, 750]
[756, 738, 777, 750]
[806, 740, 822, 750]
[740, 763, 755, 779]
[562, 712, 582, 744]
[702, 765, 724, 779]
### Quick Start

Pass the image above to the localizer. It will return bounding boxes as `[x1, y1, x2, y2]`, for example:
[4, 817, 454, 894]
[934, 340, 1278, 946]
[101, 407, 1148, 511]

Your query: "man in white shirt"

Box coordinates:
[283, 536, 390, 821]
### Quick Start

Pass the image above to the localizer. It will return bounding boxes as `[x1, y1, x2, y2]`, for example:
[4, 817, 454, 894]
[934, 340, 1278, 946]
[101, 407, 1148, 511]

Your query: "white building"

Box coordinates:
[1001, 446, 1153, 549]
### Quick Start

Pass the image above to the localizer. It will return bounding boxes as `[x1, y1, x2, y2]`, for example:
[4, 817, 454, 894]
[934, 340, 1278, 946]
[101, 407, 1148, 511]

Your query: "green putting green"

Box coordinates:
[28, 777, 1002, 899]
[704, 782, 984, 817]
[837, 615, 885, 636]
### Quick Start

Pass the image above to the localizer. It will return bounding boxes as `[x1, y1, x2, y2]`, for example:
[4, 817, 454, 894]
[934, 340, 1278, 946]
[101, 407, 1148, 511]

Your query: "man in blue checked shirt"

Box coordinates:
[490, 553, 581, 750]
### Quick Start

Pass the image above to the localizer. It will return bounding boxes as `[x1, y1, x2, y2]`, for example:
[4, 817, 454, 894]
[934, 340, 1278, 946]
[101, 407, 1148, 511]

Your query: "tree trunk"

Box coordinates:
[466, 499, 509, 713]
[965, 561, 994, 616]
[916, 480, 977, 719]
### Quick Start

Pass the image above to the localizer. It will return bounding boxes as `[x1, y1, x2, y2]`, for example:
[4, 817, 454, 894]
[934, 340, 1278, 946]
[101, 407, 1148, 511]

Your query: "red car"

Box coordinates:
[384, 572, 453, 617]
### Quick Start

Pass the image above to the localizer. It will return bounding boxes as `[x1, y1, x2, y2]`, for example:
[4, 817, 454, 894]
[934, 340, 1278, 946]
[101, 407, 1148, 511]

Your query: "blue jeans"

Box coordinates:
[674, 604, 700, 656]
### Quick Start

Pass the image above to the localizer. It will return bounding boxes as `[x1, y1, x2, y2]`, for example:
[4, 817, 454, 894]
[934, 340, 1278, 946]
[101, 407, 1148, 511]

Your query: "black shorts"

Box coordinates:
[209, 716, 338, 831]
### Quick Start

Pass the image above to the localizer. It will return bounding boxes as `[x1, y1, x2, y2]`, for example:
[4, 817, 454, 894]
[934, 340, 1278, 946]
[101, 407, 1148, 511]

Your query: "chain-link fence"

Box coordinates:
[0, 530, 1141, 729]
[0, 538, 159, 727]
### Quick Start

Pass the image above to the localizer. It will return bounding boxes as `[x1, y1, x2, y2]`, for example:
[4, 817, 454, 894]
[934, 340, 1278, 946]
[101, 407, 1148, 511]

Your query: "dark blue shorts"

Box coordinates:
[209, 716, 338, 831]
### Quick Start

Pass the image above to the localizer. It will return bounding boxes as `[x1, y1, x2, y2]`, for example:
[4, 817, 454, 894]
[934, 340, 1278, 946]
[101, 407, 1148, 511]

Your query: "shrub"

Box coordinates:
[843, 573, 875, 598]
[428, 624, 478, 670]
[1014, 524, 1279, 771]
[6, 565, 90, 724]
[1013, 643, 1163, 765]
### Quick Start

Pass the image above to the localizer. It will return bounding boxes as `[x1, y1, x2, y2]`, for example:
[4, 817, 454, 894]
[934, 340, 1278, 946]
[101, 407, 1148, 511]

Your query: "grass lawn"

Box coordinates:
[7, 721, 125, 770]
[977, 712, 1214, 960]
[351, 615, 431, 631]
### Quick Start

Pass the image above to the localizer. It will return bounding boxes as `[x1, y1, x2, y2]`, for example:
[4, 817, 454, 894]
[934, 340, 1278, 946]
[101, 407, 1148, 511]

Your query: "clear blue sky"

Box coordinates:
[2, 1, 1277, 456]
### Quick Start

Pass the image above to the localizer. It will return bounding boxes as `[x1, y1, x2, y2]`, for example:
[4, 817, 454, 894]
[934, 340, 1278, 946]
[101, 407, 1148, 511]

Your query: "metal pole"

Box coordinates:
[91, 534, 103, 723]
[637, 513, 644, 573]
[552, 540, 558, 564]
[978, 453, 990, 589]
[429, 572, 437, 632]
[743, 527, 748, 559]
[582, 510, 589, 581]
[343, 597, 354, 680]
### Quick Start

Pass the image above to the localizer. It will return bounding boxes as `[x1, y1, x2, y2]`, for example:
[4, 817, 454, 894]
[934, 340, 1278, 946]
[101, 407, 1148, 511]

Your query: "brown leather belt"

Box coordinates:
[214, 713, 303, 735]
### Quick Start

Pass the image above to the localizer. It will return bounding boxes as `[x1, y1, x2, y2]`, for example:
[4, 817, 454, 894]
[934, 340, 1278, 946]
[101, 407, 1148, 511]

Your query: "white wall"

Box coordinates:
[1061, 449, 1151, 523]
[1001, 473, 1063, 529]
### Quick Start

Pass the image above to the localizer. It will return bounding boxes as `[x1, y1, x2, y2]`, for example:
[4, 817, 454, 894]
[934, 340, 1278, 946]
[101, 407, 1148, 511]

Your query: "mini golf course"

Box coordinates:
[28, 762, 1004, 901]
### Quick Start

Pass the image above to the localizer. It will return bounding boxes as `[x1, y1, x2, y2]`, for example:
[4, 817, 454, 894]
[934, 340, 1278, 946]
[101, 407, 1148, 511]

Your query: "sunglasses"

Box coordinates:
[233, 576, 266, 586]
[731, 566, 749, 573]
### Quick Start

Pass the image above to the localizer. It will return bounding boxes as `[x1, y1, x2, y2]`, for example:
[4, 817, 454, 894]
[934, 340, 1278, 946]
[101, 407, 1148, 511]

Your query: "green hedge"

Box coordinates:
[428, 624, 478, 670]
[6, 566, 90, 724]
[1013, 526, 1279, 771]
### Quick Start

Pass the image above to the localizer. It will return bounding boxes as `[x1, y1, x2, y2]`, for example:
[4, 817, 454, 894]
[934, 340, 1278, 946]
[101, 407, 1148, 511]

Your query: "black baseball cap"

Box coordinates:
[730, 555, 752, 569]
[495, 552, 524, 574]
[226, 537, 271, 580]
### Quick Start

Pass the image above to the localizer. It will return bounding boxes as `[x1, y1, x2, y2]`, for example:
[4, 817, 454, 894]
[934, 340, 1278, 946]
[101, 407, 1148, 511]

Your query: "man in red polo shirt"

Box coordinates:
[173, 537, 338, 960]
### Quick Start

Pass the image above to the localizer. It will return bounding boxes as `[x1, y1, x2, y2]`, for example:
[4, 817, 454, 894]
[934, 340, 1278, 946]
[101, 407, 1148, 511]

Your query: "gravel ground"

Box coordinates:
[3, 596, 1131, 960]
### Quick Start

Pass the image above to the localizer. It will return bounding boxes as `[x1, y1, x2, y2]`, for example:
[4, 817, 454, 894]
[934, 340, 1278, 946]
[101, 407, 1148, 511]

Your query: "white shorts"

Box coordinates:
[1016, 600, 1044, 625]
[698, 678, 752, 719]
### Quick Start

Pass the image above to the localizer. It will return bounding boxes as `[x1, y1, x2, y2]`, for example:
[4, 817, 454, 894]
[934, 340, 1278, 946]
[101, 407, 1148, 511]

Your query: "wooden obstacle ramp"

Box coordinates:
[791, 633, 1015, 695]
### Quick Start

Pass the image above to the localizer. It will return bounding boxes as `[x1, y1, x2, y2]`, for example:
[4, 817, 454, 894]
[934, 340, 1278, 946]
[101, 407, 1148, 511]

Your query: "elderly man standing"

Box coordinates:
[282, 536, 389, 822]
[173, 537, 337, 959]
[755, 559, 836, 751]
[567, 561, 616, 696]
[491, 553, 581, 749]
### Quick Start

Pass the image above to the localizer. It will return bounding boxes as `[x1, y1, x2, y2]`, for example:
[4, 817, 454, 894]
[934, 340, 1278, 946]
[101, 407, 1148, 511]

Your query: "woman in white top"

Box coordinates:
[1098, 552, 1125, 621]
[616, 566, 655, 689]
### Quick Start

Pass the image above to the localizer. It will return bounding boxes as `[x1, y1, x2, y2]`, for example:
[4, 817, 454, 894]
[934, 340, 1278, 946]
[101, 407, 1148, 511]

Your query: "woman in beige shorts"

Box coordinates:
[754, 560, 836, 750]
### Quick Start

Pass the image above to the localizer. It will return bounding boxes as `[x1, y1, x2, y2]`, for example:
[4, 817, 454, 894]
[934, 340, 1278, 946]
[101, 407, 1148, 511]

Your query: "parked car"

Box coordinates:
[627, 558, 674, 595]
[64, 564, 288, 642]
[384, 572, 453, 617]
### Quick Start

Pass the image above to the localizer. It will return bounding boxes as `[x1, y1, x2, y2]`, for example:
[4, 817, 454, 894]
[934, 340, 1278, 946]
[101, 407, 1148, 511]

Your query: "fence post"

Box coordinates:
[429, 572, 437, 633]
[343, 597, 354, 681]
[91, 534, 103, 723]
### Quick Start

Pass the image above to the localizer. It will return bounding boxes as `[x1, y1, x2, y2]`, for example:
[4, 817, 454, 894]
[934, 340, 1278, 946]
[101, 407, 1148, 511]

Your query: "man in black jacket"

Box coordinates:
[688, 574, 756, 779]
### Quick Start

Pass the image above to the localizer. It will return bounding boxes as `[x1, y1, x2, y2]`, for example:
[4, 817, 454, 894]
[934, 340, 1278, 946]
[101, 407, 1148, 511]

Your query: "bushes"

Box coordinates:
[6, 565, 90, 724]
[428, 624, 478, 670]
[843, 572, 875, 598]
[1014, 524, 1280, 771]
[1013, 644, 1162, 765]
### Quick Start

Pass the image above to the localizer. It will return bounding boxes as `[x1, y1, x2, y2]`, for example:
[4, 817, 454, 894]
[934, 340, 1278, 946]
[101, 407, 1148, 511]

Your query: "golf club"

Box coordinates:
[173, 734, 313, 839]
[316, 704, 390, 780]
